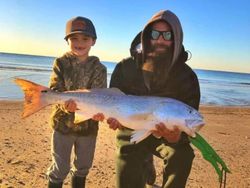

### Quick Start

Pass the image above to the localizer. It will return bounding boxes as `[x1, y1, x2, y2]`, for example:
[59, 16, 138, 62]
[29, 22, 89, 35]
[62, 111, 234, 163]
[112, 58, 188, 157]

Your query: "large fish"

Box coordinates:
[15, 78, 231, 182]
[14, 78, 204, 143]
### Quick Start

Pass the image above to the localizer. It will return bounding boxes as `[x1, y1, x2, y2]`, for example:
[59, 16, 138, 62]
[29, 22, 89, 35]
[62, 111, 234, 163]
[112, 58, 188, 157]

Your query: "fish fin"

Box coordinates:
[14, 78, 50, 118]
[65, 89, 90, 93]
[130, 130, 151, 143]
[91, 88, 125, 95]
[74, 112, 92, 124]
[65, 88, 124, 95]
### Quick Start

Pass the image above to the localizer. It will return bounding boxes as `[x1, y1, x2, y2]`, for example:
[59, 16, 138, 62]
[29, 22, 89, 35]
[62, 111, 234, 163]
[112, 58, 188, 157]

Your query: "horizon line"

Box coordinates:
[1, 51, 249, 75]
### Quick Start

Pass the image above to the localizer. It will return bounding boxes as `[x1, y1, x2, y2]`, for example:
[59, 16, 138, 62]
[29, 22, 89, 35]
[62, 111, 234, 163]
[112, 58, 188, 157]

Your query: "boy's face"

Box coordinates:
[67, 33, 95, 58]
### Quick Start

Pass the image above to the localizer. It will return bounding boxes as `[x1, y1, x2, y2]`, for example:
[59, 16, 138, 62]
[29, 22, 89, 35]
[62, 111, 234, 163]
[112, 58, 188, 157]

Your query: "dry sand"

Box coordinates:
[0, 101, 250, 188]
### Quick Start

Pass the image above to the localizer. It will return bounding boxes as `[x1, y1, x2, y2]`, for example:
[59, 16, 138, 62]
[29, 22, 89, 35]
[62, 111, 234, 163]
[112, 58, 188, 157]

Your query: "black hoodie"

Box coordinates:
[110, 10, 200, 110]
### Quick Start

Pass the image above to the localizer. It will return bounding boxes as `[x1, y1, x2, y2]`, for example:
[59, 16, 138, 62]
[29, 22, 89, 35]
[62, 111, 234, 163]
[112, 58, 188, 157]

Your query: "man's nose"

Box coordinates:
[156, 35, 166, 42]
[155, 37, 166, 46]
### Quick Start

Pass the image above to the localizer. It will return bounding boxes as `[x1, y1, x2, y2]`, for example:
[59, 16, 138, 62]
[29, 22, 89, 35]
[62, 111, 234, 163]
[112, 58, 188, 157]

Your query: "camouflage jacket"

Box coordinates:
[49, 52, 107, 136]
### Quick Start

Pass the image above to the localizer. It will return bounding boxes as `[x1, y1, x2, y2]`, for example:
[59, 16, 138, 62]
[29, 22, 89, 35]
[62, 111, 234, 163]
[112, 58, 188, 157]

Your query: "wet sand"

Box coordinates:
[0, 101, 250, 188]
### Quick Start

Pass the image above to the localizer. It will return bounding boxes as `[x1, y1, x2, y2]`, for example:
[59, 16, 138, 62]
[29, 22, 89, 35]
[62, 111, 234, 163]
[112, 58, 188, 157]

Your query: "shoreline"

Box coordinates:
[1, 101, 250, 187]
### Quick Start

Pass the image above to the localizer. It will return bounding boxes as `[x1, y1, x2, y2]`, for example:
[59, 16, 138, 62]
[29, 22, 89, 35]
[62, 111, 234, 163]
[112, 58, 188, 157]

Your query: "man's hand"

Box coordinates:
[92, 113, 105, 122]
[152, 123, 181, 143]
[107, 117, 123, 130]
[64, 99, 77, 113]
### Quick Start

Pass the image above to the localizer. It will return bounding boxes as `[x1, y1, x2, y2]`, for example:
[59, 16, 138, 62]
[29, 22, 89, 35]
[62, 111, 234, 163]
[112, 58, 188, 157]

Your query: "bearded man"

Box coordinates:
[109, 10, 201, 188]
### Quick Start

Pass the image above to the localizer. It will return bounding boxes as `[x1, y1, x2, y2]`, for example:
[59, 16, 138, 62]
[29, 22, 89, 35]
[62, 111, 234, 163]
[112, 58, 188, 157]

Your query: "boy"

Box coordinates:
[47, 16, 107, 188]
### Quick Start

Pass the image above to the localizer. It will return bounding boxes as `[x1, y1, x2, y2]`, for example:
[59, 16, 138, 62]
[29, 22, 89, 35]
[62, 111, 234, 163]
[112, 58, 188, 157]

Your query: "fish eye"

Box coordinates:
[41, 90, 48, 93]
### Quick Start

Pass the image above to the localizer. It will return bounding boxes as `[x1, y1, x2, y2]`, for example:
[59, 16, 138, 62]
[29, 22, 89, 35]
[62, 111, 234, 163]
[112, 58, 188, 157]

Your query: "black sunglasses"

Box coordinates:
[151, 29, 173, 41]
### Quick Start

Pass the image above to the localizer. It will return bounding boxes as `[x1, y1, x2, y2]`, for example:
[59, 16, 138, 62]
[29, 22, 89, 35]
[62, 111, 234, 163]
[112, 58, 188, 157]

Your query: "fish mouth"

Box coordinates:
[185, 119, 205, 132]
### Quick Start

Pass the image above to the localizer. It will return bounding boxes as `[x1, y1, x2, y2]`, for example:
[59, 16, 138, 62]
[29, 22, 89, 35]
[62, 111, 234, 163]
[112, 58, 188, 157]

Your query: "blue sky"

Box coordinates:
[0, 0, 249, 73]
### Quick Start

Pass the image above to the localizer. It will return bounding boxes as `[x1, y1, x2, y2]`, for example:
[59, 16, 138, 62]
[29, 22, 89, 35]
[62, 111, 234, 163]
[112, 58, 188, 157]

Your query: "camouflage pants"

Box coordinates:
[47, 131, 97, 183]
[116, 129, 194, 188]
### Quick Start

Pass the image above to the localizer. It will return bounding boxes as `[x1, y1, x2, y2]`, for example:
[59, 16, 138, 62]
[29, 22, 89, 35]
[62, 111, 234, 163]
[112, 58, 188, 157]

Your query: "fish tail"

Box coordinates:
[130, 130, 151, 143]
[14, 78, 50, 118]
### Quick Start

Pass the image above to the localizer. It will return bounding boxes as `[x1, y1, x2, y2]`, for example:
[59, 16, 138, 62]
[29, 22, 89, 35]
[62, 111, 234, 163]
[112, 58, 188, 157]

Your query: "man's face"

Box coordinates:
[150, 21, 173, 57]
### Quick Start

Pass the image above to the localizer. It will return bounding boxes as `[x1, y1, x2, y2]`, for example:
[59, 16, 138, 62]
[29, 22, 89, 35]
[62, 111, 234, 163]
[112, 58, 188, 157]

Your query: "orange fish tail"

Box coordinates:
[14, 78, 50, 118]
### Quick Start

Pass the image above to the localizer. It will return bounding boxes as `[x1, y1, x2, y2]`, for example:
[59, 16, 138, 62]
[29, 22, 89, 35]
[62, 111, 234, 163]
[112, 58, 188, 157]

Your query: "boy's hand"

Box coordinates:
[64, 99, 77, 112]
[92, 113, 105, 122]
[107, 117, 123, 130]
[152, 123, 181, 143]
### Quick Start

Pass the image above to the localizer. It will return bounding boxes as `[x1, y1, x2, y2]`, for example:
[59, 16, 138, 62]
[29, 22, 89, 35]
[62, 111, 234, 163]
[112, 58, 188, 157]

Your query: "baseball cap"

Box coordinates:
[65, 16, 97, 40]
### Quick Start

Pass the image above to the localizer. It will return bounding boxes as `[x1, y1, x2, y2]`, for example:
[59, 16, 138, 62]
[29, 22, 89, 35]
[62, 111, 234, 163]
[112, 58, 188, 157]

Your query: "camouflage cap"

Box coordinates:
[65, 16, 97, 40]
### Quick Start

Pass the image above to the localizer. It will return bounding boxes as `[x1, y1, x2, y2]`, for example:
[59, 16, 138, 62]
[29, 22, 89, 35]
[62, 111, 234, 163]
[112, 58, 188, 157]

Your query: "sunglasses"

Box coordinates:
[151, 29, 173, 41]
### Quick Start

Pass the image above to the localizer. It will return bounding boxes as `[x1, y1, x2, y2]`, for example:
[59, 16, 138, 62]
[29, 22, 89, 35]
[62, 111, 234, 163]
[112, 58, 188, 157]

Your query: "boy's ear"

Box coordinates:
[92, 39, 96, 46]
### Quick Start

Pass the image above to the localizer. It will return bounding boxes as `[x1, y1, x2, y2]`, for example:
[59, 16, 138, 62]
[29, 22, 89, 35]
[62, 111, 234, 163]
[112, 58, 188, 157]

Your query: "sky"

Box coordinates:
[0, 0, 249, 73]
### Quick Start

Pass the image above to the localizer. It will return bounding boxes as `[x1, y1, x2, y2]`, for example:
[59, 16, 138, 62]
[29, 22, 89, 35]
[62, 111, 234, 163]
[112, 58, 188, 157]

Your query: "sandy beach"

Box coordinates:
[0, 101, 250, 188]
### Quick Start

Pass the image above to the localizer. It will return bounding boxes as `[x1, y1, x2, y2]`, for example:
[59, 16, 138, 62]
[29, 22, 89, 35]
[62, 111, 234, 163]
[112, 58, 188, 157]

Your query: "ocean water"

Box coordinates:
[1, 52, 250, 106]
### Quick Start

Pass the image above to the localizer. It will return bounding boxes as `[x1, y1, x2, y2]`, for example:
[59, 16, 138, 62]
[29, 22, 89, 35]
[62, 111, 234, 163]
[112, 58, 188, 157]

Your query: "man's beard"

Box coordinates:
[148, 43, 173, 59]
[143, 44, 173, 89]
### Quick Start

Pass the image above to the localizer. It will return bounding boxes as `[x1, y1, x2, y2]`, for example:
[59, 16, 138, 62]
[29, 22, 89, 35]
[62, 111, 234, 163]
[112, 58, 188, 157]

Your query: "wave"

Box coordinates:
[0, 63, 115, 74]
[199, 78, 250, 87]
[239, 82, 250, 85]
[0, 65, 51, 72]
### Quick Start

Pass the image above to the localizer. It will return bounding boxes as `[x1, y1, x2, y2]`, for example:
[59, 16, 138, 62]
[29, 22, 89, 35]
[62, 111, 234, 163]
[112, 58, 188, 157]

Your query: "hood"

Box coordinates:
[141, 10, 183, 70]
